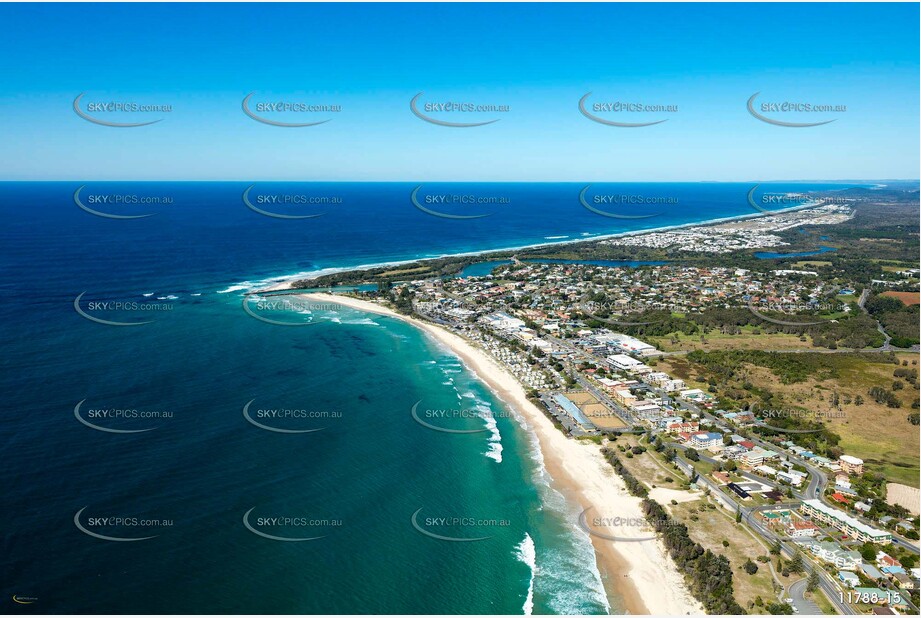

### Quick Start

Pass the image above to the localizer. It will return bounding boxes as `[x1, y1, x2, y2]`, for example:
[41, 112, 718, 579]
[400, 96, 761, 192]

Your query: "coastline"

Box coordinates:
[237, 198, 831, 294]
[305, 291, 705, 615]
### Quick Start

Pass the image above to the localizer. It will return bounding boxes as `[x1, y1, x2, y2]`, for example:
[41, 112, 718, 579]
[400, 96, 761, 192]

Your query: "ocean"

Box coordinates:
[0, 181, 853, 613]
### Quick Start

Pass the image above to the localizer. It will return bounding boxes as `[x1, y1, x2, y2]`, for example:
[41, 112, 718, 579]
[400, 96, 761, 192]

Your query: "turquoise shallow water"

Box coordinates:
[2, 294, 612, 613]
[1, 181, 855, 613]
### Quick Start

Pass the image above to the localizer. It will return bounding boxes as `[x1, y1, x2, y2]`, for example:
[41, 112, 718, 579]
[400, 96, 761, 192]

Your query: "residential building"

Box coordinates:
[801, 500, 892, 544]
[804, 540, 862, 569]
[838, 571, 860, 588]
[839, 454, 865, 475]
[690, 432, 722, 449]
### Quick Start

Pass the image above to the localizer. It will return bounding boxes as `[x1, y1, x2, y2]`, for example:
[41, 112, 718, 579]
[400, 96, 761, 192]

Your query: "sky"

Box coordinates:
[0, 2, 918, 181]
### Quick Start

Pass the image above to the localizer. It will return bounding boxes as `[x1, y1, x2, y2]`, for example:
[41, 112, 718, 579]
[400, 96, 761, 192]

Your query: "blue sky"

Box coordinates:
[0, 2, 917, 181]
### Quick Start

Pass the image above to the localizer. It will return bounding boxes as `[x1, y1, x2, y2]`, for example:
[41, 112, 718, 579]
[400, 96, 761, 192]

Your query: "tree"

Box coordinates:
[766, 602, 795, 614]
[854, 395, 864, 406]
[736, 507, 742, 523]
[744, 558, 758, 575]
[770, 539, 782, 555]
[685, 448, 700, 462]
[807, 569, 820, 592]
[788, 551, 804, 574]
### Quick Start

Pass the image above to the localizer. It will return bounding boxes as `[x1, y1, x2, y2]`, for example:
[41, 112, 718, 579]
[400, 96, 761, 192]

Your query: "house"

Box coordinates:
[727, 482, 751, 500]
[741, 447, 777, 467]
[678, 388, 714, 407]
[881, 566, 906, 576]
[763, 489, 785, 502]
[839, 454, 864, 475]
[895, 521, 915, 533]
[787, 520, 820, 538]
[877, 552, 902, 568]
[860, 563, 884, 581]
[855, 501, 872, 513]
[755, 465, 778, 477]
[870, 608, 897, 615]
[777, 471, 805, 487]
[657, 415, 683, 429]
[893, 572, 915, 590]
[838, 571, 860, 588]
[723, 445, 747, 460]
[760, 510, 792, 528]
[712, 471, 730, 484]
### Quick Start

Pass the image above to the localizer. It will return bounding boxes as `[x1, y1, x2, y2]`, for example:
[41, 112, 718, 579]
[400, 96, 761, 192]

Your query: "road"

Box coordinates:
[788, 577, 822, 615]
[534, 322, 916, 611]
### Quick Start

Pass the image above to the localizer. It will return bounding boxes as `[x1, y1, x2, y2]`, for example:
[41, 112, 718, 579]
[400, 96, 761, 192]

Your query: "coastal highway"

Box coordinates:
[690, 471, 857, 615]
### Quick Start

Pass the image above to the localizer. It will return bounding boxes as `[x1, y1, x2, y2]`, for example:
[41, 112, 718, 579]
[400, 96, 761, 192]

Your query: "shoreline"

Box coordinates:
[306, 291, 705, 615]
[241, 199, 834, 294]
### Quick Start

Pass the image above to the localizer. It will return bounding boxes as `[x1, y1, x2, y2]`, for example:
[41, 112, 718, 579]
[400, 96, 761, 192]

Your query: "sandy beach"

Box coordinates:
[304, 290, 704, 615]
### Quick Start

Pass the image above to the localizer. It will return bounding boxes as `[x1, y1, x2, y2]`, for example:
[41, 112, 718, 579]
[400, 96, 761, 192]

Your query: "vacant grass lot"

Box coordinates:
[661, 352, 920, 488]
[650, 328, 828, 353]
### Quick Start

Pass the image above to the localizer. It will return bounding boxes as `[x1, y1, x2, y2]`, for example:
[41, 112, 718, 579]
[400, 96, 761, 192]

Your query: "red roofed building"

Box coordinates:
[787, 520, 820, 538]
[830, 492, 850, 504]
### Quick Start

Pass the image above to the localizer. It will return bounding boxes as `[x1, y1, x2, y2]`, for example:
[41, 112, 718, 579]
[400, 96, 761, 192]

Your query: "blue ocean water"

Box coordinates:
[0, 181, 854, 614]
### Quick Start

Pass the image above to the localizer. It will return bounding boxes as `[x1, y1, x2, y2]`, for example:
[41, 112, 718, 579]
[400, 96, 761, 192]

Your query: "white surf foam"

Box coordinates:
[515, 533, 536, 615]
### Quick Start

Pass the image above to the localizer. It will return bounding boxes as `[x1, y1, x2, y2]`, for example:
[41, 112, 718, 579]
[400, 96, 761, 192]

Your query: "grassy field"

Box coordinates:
[650, 327, 824, 353]
[669, 498, 787, 611]
[661, 352, 921, 488]
[609, 436, 843, 611]
[377, 266, 433, 277]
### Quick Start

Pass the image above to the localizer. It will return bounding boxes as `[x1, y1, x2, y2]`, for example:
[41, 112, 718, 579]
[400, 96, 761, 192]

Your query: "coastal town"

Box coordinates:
[299, 235, 920, 615]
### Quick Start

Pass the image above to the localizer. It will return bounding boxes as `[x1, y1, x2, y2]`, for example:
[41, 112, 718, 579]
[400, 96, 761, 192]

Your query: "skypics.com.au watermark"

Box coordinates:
[580, 298, 676, 327]
[411, 507, 509, 542]
[411, 185, 510, 219]
[74, 506, 173, 541]
[410, 400, 512, 434]
[752, 406, 846, 434]
[74, 93, 172, 127]
[746, 299, 837, 327]
[578, 506, 681, 542]
[243, 507, 340, 542]
[579, 185, 675, 219]
[242, 92, 341, 127]
[747, 184, 851, 216]
[579, 93, 677, 127]
[74, 185, 174, 219]
[74, 292, 173, 327]
[241, 293, 340, 326]
[747, 92, 845, 128]
[242, 184, 341, 219]
[74, 399, 173, 434]
[243, 398, 341, 434]
[410, 92, 509, 127]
